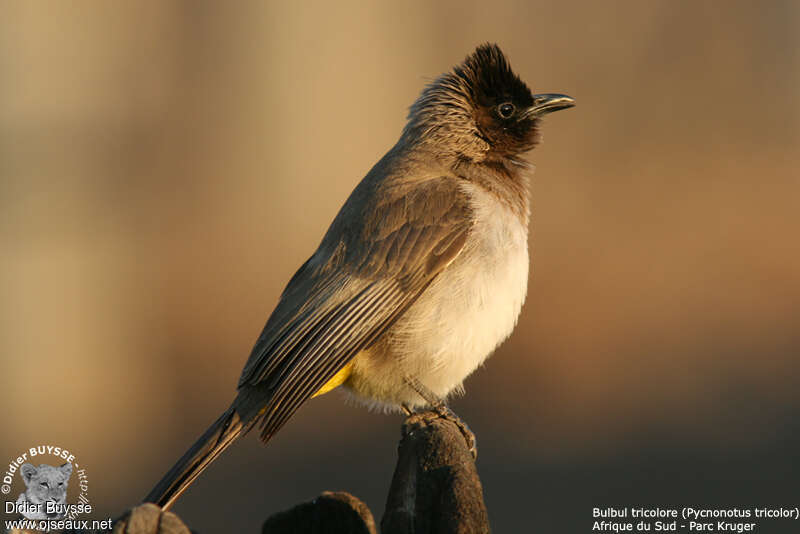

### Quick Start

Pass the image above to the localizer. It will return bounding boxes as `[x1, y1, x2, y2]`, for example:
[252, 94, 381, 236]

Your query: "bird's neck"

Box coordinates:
[384, 138, 532, 226]
[450, 155, 531, 226]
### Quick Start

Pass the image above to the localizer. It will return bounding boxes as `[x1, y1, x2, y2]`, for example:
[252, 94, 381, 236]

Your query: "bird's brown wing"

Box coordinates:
[236, 176, 473, 441]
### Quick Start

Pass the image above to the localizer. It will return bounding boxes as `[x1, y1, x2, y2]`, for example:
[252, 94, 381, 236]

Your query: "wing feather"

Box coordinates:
[235, 176, 473, 441]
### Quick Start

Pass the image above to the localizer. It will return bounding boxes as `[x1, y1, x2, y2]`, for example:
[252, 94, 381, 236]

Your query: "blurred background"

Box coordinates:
[1, 0, 799, 532]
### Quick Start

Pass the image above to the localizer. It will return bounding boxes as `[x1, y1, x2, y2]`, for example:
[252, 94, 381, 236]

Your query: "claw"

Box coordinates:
[434, 404, 478, 459]
[402, 375, 478, 459]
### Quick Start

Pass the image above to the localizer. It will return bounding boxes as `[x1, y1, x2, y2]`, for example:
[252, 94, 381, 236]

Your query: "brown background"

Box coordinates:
[1, 1, 798, 532]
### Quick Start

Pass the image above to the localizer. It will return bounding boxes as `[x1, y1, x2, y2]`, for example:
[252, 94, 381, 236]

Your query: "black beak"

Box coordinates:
[523, 93, 575, 119]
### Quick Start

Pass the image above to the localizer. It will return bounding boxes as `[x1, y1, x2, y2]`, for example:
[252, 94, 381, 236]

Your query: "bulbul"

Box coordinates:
[145, 43, 574, 509]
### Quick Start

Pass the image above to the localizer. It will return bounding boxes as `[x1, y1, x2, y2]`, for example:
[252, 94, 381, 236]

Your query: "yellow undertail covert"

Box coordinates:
[311, 361, 353, 398]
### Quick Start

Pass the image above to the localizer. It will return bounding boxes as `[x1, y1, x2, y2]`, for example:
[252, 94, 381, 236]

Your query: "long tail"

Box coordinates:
[143, 405, 245, 510]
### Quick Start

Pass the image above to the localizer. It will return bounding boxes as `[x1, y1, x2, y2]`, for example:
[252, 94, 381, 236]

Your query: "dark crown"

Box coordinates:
[453, 43, 534, 109]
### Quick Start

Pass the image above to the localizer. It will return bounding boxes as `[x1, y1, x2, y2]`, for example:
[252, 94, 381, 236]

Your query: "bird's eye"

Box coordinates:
[497, 102, 515, 119]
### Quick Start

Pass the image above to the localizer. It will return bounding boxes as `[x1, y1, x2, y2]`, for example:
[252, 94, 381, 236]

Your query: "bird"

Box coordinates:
[144, 43, 574, 510]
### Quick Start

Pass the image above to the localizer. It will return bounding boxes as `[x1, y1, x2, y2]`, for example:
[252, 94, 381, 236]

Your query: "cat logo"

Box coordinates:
[3, 444, 91, 522]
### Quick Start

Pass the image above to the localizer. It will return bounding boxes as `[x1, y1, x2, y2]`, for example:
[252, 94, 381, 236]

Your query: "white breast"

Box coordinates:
[345, 182, 530, 410]
[344, 181, 530, 410]
[408, 184, 529, 396]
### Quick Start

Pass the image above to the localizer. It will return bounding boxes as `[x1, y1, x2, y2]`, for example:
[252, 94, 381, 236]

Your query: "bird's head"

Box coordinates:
[404, 43, 574, 164]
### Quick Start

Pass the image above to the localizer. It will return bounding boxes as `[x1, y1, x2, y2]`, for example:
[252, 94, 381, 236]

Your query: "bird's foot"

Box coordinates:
[432, 402, 478, 460]
[402, 378, 478, 459]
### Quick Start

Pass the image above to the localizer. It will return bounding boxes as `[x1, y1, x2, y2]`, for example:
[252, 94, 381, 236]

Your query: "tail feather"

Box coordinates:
[144, 405, 244, 510]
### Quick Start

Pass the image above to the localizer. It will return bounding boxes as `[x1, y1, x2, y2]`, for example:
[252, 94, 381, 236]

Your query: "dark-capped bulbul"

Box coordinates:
[145, 43, 574, 509]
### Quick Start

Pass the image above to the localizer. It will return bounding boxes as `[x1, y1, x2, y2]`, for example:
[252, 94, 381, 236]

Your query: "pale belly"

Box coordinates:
[343, 187, 530, 411]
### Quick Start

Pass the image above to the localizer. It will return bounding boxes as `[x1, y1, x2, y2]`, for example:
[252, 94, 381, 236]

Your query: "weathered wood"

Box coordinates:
[381, 412, 490, 534]
[112, 503, 191, 534]
[262, 491, 376, 534]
